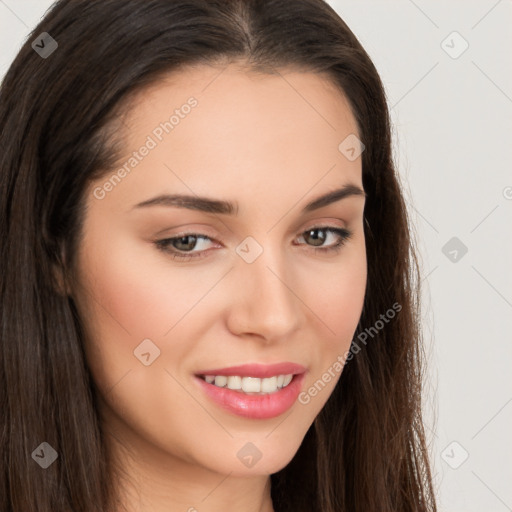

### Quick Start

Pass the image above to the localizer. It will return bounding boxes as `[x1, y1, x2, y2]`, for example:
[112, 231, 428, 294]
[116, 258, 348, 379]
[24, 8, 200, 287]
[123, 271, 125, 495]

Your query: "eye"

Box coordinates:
[295, 226, 352, 254]
[155, 234, 215, 261]
[155, 226, 352, 261]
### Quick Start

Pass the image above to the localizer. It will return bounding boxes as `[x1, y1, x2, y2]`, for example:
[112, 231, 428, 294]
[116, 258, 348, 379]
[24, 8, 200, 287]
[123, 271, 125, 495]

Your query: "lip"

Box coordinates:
[194, 371, 307, 419]
[194, 362, 306, 378]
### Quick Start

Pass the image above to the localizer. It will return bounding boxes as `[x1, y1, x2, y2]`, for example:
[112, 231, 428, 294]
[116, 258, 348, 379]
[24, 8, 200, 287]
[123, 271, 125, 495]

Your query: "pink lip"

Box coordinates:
[194, 362, 306, 378]
[194, 372, 306, 419]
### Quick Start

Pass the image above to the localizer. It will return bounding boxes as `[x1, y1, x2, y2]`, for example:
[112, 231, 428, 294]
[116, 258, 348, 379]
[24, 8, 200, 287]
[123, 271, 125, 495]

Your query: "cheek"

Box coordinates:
[311, 237, 367, 342]
[300, 238, 366, 399]
[72, 233, 221, 396]
[76, 233, 220, 341]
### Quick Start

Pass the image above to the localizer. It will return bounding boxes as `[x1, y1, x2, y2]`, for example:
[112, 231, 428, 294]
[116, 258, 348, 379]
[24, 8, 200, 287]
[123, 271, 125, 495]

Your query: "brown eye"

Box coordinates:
[171, 234, 201, 252]
[303, 228, 327, 247]
[297, 226, 352, 251]
[155, 234, 216, 261]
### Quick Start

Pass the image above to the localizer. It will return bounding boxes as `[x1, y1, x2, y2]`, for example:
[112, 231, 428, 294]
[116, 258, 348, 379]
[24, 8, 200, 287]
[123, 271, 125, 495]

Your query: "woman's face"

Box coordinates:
[72, 63, 367, 480]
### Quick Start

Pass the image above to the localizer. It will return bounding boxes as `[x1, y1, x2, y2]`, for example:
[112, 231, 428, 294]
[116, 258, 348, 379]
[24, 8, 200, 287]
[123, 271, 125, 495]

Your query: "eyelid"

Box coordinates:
[154, 224, 352, 262]
[155, 218, 347, 240]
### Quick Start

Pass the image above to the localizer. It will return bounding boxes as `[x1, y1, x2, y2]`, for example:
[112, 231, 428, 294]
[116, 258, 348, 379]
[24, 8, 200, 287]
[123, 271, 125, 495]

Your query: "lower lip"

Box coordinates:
[194, 373, 306, 419]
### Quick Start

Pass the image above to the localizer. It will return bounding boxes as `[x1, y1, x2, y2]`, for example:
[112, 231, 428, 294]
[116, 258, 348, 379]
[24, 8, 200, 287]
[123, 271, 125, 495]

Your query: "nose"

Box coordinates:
[225, 242, 301, 344]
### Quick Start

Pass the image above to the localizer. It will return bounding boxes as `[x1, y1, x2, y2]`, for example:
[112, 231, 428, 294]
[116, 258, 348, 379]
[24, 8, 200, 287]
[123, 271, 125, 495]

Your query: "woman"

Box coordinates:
[0, 0, 438, 511]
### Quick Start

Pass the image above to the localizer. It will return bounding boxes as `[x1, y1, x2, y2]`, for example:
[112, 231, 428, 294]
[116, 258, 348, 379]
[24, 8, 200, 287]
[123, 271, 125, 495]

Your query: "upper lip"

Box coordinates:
[195, 362, 306, 378]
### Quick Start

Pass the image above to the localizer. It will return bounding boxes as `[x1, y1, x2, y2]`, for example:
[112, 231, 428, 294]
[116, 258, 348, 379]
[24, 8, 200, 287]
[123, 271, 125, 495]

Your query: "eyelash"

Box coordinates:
[154, 226, 352, 262]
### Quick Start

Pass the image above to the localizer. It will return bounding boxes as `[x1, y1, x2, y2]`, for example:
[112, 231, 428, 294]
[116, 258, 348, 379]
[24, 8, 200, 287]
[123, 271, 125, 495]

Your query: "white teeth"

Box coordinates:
[260, 376, 277, 393]
[227, 375, 242, 390]
[202, 373, 295, 394]
[242, 376, 260, 393]
[214, 375, 227, 387]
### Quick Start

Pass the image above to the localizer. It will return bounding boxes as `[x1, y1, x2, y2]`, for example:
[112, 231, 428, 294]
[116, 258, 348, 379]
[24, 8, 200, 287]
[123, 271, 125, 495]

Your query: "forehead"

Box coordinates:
[92, 63, 363, 213]
[122, 62, 359, 142]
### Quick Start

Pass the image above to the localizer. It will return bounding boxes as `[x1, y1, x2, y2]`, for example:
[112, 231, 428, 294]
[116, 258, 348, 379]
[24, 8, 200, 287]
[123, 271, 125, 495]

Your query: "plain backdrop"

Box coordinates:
[1, 1, 511, 511]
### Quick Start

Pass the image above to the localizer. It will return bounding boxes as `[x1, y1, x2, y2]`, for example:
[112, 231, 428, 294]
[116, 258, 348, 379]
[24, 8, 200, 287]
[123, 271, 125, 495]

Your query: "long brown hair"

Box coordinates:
[0, 1, 438, 510]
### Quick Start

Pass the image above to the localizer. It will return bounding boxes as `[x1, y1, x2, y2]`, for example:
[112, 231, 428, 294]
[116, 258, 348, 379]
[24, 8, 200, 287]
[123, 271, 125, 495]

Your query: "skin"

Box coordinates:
[70, 62, 367, 512]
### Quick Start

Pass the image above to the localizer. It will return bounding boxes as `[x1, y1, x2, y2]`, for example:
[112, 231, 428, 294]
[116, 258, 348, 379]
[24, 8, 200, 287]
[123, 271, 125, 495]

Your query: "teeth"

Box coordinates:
[227, 375, 242, 389]
[260, 376, 277, 393]
[202, 374, 295, 394]
[214, 375, 227, 387]
[242, 377, 261, 393]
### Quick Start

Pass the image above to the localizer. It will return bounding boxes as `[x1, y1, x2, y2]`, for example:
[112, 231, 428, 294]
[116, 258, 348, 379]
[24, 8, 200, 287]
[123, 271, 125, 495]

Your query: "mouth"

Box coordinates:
[193, 363, 307, 419]
[196, 373, 297, 395]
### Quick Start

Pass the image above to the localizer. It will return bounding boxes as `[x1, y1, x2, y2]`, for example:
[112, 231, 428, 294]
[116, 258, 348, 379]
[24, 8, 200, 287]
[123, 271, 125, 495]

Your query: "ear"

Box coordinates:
[49, 242, 73, 297]
[51, 262, 72, 296]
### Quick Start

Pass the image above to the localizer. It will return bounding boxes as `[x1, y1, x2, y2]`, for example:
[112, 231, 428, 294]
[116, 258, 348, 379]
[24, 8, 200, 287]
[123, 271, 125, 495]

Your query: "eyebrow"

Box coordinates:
[132, 184, 366, 216]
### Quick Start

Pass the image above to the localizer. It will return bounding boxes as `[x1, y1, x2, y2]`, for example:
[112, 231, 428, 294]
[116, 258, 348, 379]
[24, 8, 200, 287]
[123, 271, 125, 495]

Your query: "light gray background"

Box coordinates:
[1, 1, 511, 510]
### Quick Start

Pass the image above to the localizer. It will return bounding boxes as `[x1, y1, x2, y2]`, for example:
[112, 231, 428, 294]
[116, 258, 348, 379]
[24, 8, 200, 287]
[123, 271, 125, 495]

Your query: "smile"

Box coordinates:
[198, 374, 294, 395]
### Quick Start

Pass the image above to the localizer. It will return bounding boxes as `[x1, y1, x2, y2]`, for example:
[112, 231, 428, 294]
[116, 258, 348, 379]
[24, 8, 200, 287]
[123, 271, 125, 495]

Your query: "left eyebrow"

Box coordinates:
[132, 183, 366, 216]
[300, 184, 366, 213]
